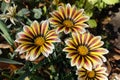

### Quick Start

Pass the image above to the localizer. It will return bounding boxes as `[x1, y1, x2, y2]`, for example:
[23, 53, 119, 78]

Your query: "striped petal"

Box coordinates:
[50, 11, 63, 21]
[58, 6, 66, 19]
[49, 17, 62, 25]
[46, 30, 60, 42]
[20, 44, 35, 54]
[17, 32, 33, 39]
[15, 38, 33, 44]
[56, 26, 64, 33]
[83, 57, 92, 70]
[76, 56, 84, 69]
[40, 20, 49, 36]
[71, 54, 79, 66]
[87, 55, 103, 66]
[63, 47, 76, 53]
[72, 32, 81, 45]
[23, 25, 35, 37]
[88, 36, 102, 47]
[64, 27, 71, 34]
[90, 48, 109, 55]
[65, 3, 71, 18]
[72, 9, 84, 21]
[75, 16, 89, 24]
[29, 46, 41, 61]
[65, 39, 76, 49]
[31, 21, 40, 35]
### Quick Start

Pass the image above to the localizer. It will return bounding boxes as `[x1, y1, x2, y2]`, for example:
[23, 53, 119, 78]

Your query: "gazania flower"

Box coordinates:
[49, 3, 89, 34]
[63, 32, 108, 70]
[15, 20, 60, 61]
[76, 65, 108, 80]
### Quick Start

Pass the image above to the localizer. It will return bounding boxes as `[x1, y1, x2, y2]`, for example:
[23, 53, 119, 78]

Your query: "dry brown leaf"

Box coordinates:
[102, 17, 111, 25]
[33, 55, 45, 64]
[0, 43, 13, 52]
[0, 62, 22, 71]
[113, 54, 120, 60]
[109, 73, 120, 80]
[114, 48, 120, 54]
[20, 54, 45, 64]
[106, 61, 112, 75]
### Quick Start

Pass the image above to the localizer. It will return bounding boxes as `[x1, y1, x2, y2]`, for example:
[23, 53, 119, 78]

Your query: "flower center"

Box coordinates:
[87, 70, 95, 78]
[63, 20, 73, 27]
[77, 46, 88, 55]
[34, 37, 45, 46]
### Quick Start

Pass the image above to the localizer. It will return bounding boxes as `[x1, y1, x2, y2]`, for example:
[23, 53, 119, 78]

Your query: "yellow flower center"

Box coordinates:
[34, 37, 45, 46]
[63, 20, 73, 27]
[77, 46, 88, 55]
[87, 70, 95, 78]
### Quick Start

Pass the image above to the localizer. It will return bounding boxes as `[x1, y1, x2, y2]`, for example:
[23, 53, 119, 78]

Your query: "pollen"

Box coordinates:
[77, 46, 88, 56]
[34, 37, 45, 46]
[63, 20, 73, 27]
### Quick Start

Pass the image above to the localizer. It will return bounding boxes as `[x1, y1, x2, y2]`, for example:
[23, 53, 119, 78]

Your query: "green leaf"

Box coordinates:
[85, 10, 93, 17]
[33, 8, 42, 19]
[0, 21, 14, 45]
[43, 6, 47, 14]
[0, 57, 23, 65]
[102, 0, 119, 5]
[87, 19, 97, 28]
[1, 1, 9, 13]
[17, 8, 30, 17]
[88, 0, 98, 5]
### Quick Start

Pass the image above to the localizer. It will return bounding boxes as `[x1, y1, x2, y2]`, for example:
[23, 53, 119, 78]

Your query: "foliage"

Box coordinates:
[0, 0, 120, 80]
